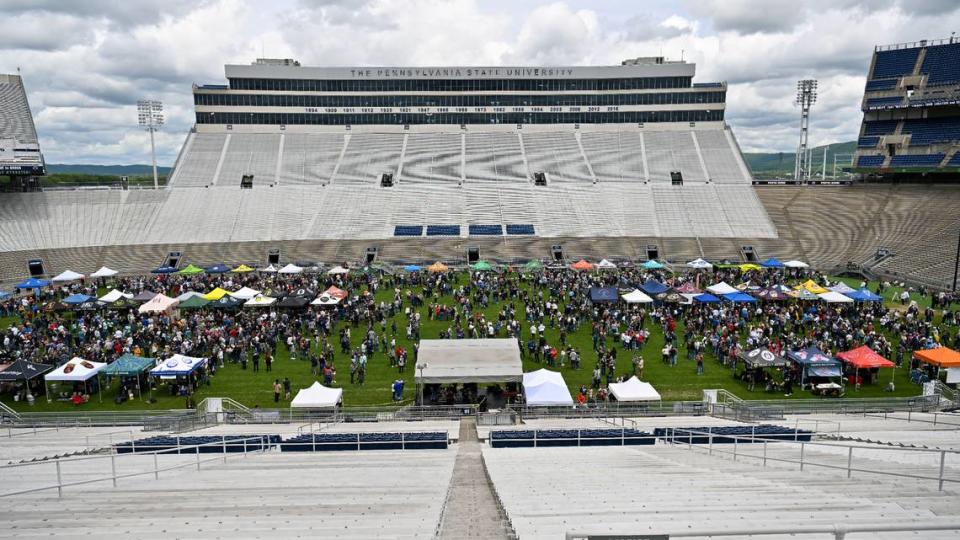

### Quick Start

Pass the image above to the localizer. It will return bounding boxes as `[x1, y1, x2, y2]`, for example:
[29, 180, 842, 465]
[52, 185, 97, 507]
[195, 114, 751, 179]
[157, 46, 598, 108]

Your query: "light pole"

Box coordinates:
[416, 362, 428, 407]
[794, 79, 818, 183]
[137, 99, 164, 189]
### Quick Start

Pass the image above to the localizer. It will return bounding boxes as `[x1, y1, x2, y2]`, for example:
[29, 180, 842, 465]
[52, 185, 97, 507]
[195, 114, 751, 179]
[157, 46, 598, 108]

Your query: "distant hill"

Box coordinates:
[744, 141, 857, 178]
[47, 164, 172, 176]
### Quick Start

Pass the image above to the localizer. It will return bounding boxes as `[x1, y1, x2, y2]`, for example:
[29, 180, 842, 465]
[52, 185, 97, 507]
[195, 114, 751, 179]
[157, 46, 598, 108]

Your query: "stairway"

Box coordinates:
[437, 418, 514, 539]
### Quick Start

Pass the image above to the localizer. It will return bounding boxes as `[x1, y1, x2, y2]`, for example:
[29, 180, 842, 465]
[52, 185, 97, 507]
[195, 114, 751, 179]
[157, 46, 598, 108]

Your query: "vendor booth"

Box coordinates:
[589, 287, 618, 303]
[522, 369, 573, 406]
[836, 346, 894, 389]
[44, 357, 107, 403]
[0, 358, 53, 405]
[150, 354, 208, 398]
[291, 381, 343, 408]
[138, 293, 179, 314]
[788, 347, 843, 394]
[608, 376, 661, 402]
[415, 339, 523, 408]
[621, 289, 654, 304]
[101, 354, 155, 401]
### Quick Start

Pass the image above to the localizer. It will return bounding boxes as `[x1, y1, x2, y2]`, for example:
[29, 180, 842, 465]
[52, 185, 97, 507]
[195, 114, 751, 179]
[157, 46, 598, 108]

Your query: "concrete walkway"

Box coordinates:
[438, 418, 513, 539]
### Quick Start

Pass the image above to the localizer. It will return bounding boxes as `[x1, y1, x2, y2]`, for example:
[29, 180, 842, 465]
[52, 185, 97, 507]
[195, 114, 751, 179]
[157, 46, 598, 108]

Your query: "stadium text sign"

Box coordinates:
[349, 68, 577, 79]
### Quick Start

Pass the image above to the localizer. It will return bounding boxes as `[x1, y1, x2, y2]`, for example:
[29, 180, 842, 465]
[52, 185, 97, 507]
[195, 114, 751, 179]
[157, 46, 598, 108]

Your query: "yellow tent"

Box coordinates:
[231, 264, 255, 273]
[203, 287, 231, 301]
[738, 263, 762, 272]
[428, 261, 449, 273]
[796, 280, 828, 294]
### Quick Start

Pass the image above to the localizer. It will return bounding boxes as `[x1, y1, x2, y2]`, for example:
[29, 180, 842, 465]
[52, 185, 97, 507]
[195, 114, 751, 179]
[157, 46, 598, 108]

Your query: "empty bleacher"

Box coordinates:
[921, 42, 960, 85]
[277, 133, 344, 185]
[857, 154, 885, 167]
[522, 131, 593, 184]
[902, 117, 960, 145]
[644, 131, 705, 183]
[169, 133, 226, 187]
[864, 78, 898, 91]
[468, 224, 503, 236]
[215, 133, 280, 186]
[580, 131, 645, 183]
[858, 136, 880, 147]
[889, 153, 946, 167]
[863, 120, 900, 136]
[871, 47, 920, 79]
[695, 130, 748, 183]
[464, 132, 527, 183]
[401, 132, 461, 185]
[333, 133, 402, 185]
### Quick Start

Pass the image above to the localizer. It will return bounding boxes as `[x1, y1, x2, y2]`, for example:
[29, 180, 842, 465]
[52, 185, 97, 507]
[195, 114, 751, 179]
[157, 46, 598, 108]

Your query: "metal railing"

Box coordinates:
[711, 393, 944, 421]
[489, 429, 658, 448]
[281, 431, 450, 451]
[664, 427, 960, 491]
[567, 521, 960, 539]
[0, 435, 271, 498]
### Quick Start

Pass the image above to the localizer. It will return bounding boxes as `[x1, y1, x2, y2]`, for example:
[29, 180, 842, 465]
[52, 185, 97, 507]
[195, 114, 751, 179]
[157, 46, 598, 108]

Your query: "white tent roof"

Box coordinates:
[291, 381, 343, 408]
[150, 354, 207, 376]
[90, 266, 119, 278]
[608, 376, 661, 402]
[45, 357, 106, 382]
[522, 369, 573, 406]
[99, 289, 134, 303]
[244, 295, 277, 307]
[621, 289, 654, 304]
[783, 260, 809, 268]
[310, 294, 341, 305]
[231, 286, 261, 300]
[596, 259, 617, 269]
[176, 291, 205, 302]
[828, 282, 856, 293]
[138, 293, 179, 314]
[51, 270, 84, 282]
[706, 281, 738, 295]
[277, 263, 303, 274]
[260, 264, 279, 273]
[327, 265, 350, 275]
[818, 291, 854, 303]
[416, 339, 523, 384]
[678, 293, 698, 305]
[687, 258, 713, 269]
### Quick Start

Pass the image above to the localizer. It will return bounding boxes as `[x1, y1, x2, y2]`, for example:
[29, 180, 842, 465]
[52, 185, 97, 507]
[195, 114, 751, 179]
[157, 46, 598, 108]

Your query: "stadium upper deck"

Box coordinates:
[0, 73, 44, 177]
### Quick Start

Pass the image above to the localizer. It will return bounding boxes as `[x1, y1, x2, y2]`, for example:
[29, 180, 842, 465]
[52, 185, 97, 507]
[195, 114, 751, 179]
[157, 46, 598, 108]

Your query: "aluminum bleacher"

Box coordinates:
[402, 132, 461, 185]
[277, 133, 344, 185]
[215, 133, 280, 186]
[522, 131, 593, 184]
[696, 129, 749, 183]
[464, 132, 527, 183]
[169, 133, 226, 187]
[333, 133, 402, 185]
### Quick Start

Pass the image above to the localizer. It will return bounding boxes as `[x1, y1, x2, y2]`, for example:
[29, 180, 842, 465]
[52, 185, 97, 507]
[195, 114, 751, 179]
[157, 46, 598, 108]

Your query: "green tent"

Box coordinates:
[176, 264, 205, 275]
[178, 295, 210, 310]
[101, 354, 155, 376]
[523, 260, 544, 271]
[471, 260, 495, 271]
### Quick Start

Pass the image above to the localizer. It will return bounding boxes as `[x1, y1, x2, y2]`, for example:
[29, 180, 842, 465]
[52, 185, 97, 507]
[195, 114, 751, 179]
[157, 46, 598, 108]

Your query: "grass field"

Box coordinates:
[2, 273, 955, 413]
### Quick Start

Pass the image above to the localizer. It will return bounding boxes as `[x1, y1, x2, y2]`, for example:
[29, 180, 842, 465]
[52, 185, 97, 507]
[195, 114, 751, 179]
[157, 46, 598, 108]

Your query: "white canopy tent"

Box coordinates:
[138, 293, 179, 314]
[416, 339, 523, 384]
[783, 260, 810, 268]
[621, 289, 654, 304]
[244, 295, 277, 307]
[260, 264, 279, 273]
[522, 369, 573, 406]
[327, 265, 350, 275]
[231, 286, 261, 300]
[45, 357, 106, 382]
[706, 282, 738, 295]
[596, 259, 617, 270]
[818, 291, 855, 303]
[687, 258, 713, 269]
[277, 263, 303, 274]
[150, 354, 207, 377]
[90, 266, 119, 278]
[99, 289, 133, 303]
[608, 376, 661, 402]
[51, 270, 84, 282]
[291, 382, 343, 408]
[828, 282, 856, 294]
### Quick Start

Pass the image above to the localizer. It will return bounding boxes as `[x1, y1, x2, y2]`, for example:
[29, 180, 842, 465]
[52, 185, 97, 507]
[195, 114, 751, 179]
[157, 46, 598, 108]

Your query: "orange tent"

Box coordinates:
[836, 346, 894, 369]
[913, 347, 960, 368]
[570, 259, 594, 271]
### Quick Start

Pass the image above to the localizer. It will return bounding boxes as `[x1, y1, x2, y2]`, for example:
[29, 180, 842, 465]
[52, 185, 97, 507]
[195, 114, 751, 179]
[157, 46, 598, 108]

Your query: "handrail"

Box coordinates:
[0, 400, 21, 421]
[567, 521, 960, 539]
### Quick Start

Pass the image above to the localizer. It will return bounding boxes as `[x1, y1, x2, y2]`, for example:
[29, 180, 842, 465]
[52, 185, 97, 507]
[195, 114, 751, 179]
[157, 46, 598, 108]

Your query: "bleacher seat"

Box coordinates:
[857, 154, 885, 167]
[426, 224, 460, 236]
[871, 47, 920, 79]
[863, 120, 899, 136]
[280, 432, 447, 451]
[889, 153, 945, 167]
[865, 96, 904, 109]
[920, 42, 960, 85]
[505, 224, 535, 235]
[902, 117, 960, 145]
[394, 225, 424, 237]
[115, 434, 279, 454]
[857, 136, 880, 148]
[947, 153, 960, 167]
[468, 224, 503, 236]
[489, 429, 654, 448]
[864, 78, 898, 91]
[654, 425, 812, 444]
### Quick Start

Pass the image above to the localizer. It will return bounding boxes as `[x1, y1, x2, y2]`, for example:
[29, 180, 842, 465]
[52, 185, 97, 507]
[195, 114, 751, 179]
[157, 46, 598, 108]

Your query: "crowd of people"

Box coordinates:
[0, 260, 958, 408]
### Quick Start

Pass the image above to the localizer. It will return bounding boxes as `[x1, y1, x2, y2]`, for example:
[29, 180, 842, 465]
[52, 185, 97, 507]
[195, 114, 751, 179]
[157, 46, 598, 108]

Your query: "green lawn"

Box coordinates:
[3, 274, 954, 412]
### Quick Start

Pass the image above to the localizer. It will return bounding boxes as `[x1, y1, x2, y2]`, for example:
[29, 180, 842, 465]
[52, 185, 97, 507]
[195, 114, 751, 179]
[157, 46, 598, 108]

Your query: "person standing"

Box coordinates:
[283, 377, 291, 400]
[272, 379, 281, 403]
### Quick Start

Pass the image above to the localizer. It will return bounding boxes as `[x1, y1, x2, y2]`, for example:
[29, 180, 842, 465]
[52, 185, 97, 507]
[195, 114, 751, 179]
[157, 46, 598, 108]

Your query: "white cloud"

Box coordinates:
[2, 0, 960, 164]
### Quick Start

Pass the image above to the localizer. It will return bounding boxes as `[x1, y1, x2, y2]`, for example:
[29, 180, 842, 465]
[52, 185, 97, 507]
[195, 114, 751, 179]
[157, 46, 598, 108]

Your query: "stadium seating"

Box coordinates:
[902, 117, 960, 145]
[871, 47, 920, 78]
[394, 225, 424, 236]
[857, 154, 885, 167]
[505, 224, 535, 235]
[489, 428, 654, 448]
[401, 132, 462, 185]
[920, 42, 960, 85]
[170, 133, 227, 187]
[426, 224, 460, 236]
[280, 432, 448, 451]
[654, 425, 812, 444]
[464, 132, 528, 183]
[216, 133, 281, 186]
[862, 120, 899, 136]
[864, 78, 898, 91]
[468, 224, 503, 236]
[889, 153, 946, 167]
[857, 136, 880, 147]
[333, 133, 402, 185]
[865, 96, 904, 109]
[695, 129, 749, 183]
[115, 434, 280, 453]
[278, 133, 344, 185]
[522, 131, 593, 184]
[644, 130, 706, 183]
[948, 153, 960, 167]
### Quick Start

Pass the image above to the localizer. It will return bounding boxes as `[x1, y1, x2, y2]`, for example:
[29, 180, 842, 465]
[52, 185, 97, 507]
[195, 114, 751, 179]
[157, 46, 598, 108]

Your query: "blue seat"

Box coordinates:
[506, 224, 535, 235]
[864, 78, 898, 91]
[426, 225, 460, 236]
[857, 155, 885, 168]
[394, 225, 423, 237]
[921, 43, 960, 85]
[468, 224, 503, 236]
[863, 120, 899, 136]
[865, 96, 904, 109]
[857, 136, 880, 148]
[872, 47, 920, 79]
[889, 154, 945, 167]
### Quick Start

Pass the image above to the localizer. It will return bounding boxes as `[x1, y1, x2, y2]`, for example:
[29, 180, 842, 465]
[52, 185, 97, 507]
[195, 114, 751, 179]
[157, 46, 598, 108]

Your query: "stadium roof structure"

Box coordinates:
[416, 339, 522, 384]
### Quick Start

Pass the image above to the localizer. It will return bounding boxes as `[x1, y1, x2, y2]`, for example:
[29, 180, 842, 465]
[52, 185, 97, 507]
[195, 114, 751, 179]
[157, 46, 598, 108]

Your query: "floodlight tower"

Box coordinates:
[794, 79, 817, 183]
[137, 99, 164, 189]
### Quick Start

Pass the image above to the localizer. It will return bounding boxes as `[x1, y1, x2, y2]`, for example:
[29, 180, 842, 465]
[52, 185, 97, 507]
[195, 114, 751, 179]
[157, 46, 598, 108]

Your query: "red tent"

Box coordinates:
[570, 260, 594, 271]
[836, 346, 894, 369]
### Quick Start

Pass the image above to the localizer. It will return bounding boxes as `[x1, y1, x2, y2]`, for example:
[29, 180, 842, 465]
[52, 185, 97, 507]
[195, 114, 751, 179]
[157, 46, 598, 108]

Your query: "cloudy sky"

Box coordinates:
[2, 0, 959, 165]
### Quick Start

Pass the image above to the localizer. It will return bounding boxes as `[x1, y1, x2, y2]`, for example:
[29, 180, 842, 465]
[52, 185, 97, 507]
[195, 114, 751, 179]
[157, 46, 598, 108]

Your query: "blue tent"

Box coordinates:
[844, 288, 882, 302]
[787, 346, 842, 381]
[640, 279, 669, 295]
[693, 293, 721, 303]
[642, 260, 664, 269]
[152, 266, 177, 274]
[205, 263, 230, 274]
[101, 354, 155, 376]
[723, 291, 757, 303]
[16, 277, 49, 289]
[404, 264, 422, 272]
[760, 258, 784, 268]
[64, 293, 94, 305]
[589, 287, 618, 303]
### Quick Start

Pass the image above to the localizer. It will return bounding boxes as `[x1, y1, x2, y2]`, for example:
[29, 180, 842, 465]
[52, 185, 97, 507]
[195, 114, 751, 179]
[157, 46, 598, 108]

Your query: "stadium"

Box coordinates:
[2, 26, 960, 540]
